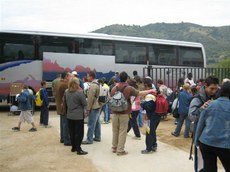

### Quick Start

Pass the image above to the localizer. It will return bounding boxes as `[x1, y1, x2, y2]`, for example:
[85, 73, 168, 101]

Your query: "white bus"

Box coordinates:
[0, 30, 206, 105]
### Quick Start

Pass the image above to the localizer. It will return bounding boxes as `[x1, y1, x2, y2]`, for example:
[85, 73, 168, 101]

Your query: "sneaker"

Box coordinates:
[82, 140, 92, 145]
[112, 147, 117, 153]
[152, 146, 157, 152]
[29, 128, 37, 132]
[93, 138, 101, 142]
[171, 132, 179, 137]
[141, 149, 153, 154]
[117, 151, 128, 156]
[12, 127, 20, 131]
[133, 136, 141, 140]
[44, 125, 52, 128]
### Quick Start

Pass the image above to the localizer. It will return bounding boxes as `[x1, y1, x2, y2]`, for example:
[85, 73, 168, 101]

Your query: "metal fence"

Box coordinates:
[143, 66, 230, 90]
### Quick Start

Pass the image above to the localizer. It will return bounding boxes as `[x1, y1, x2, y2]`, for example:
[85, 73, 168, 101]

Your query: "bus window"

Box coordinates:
[152, 44, 177, 66]
[2, 43, 34, 62]
[179, 47, 204, 67]
[79, 39, 113, 56]
[80, 39, 100, 55]
[39, 36, 71, 58]
[149, 45, 157, 65]
[115, 42, 146, 64]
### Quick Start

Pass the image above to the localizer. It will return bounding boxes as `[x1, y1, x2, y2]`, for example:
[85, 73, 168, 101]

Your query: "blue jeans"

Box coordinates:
[137, 108, 144, 127]
[101, 103, 110, 122]
[86, 108, 101, 143]
[60, 115, 70, 144]
[174, 113, 190, 137]
[146, 113, 161, 151]
[40, 104, 49, 125]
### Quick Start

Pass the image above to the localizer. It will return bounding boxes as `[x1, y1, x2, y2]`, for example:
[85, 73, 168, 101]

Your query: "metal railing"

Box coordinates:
[143, 66, 230, 90]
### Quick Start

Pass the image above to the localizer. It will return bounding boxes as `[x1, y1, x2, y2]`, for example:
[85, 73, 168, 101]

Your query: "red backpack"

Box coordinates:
[155, 95, 168, 114]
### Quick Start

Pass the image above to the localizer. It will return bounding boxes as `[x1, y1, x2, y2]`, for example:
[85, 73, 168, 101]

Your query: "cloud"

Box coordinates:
[1, 0, 230, 33]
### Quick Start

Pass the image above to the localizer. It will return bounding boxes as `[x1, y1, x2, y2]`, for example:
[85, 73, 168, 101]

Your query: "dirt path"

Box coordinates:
[0, 111, 98, 172]
[0, 111, 224, 172]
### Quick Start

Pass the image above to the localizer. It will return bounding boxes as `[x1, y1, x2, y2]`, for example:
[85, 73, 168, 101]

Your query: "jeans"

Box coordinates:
[40, 104, 49, 125]
[68, 119, 84, 152]
[86, 108, 101, 143]
[101, 103, 110, 122]
[199, 142, 230, 172]
[60, 115, 70, 144]
[174, 113, 190, 137]
[127, 110, 141, 137]
[146, 113, 161, 151]
[137, 108, 144, 127]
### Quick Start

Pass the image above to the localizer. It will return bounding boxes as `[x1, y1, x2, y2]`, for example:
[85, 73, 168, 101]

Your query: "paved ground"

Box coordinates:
[0, 111, 224, 172]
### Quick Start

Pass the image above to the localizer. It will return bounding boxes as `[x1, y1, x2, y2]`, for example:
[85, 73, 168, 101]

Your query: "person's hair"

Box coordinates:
[88, 71, 96, 79]
[23, 84, 28, 89]
[119, 71, 128, 82]
[187, 73, 193, 78]
[133, 70, 138, 76]
[41, 80, 46, 86]
[97, 79, 104, 84]
[128, 78, 138, 89]
[157, 79, 163, 85]
[143, 78, 152, 89]
[183, 83, 190, 91]
[205, 76, 219, 86]
[178, 78, 184, 87]
[61, 71, 69, 79]
[134, 75, 142, 83]
[68, 78, 80, 91]
[82, 76, 88, 82]
[220, 81, 230, 98]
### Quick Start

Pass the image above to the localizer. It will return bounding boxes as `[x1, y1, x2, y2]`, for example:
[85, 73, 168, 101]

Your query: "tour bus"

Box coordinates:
[0, 30, 206, 105]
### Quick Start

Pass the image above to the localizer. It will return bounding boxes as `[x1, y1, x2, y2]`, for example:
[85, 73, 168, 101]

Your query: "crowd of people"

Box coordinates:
[11, 70, 230, 172]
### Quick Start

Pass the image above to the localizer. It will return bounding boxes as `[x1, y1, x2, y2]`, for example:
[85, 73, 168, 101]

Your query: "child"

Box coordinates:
[141, 80, 160, 154]
[39, 81, 50, 128]
[12, 85, 37, 132]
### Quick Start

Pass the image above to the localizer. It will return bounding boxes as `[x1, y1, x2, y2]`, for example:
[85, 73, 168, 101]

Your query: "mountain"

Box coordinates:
[93, 22, 230, 65]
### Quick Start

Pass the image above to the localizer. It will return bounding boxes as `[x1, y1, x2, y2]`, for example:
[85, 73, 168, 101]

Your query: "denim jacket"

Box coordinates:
[195, 97, 230, 149]
[17, 89, 34, 111]
[40, 87, 49, 106]
[178, 90, 192, 116]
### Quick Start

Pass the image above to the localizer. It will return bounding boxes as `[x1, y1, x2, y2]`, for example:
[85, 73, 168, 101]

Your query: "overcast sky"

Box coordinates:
[1, 0, 230, 34]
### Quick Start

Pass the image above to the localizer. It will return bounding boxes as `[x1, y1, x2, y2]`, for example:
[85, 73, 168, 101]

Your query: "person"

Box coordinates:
[156, 79, 169, 120]
[39, 81, 50, 128]
[12, 85, 37, 132]
[132, 70, 138, 78]
[194, 81, 230, 172]
[171, 84, 192, 138]
[64, 77, 88, 155]
[134, 76, 145, 127]
[141, 80, 160, 154]
[110, 71, 156, 156]
[184, 73, 195, 86]
[52, 74, 61, 98]
[189, 75, 219, 172]
[55, 71, 73, 146]
[98, 79, 110, 124]
[127, 78, 141, 140]
[72, 71, 84, 90]
[82, 71, 102, 144]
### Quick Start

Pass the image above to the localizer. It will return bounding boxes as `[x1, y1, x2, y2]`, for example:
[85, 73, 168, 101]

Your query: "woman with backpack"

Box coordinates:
[171, 84, 192, 138]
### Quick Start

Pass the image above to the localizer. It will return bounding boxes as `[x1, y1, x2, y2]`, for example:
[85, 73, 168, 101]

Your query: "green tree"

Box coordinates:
[216, 58, 230, 68]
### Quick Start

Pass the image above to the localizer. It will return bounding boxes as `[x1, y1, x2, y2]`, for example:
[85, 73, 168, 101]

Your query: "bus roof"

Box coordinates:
[0, 30, 204, 48]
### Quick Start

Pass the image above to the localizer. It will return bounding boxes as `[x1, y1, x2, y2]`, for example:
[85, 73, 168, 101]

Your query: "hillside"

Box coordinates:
[93, 22, 230, 65]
